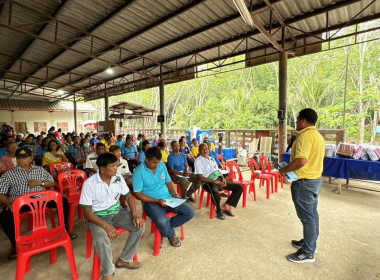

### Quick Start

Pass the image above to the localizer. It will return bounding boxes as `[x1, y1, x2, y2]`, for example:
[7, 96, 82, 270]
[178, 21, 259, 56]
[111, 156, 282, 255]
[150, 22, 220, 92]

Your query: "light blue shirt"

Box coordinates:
[122, 144, 137, 158]
[138, 150, 146, 163]
[0, 147, 8, 158]
[167, 153, 187, 172]
[132, 161, 171, 199]
[116, 140, 125, 147]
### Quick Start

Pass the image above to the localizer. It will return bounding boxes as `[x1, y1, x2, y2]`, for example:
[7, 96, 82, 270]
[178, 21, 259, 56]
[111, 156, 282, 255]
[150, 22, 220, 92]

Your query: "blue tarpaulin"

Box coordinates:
[281, 152, 380, 181]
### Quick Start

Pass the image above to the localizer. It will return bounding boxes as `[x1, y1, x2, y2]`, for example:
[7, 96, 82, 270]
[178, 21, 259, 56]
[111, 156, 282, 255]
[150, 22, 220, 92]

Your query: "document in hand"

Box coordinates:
[164, 197, 187, 208]
[278, 162, 299, 181]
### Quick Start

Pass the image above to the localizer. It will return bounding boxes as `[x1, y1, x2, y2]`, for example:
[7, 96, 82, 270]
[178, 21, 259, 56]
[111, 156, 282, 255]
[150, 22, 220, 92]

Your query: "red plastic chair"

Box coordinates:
[198, 185, 231, 219]
[217, 154, 227, 170]
[49, 162, 74, 191]
[58, 170, 87, 232]
[86, 226, 138, 280]
[13, 191, 78, 280]
[176, 183, 197, 201]
[259, 155, 284, 192]
[248, 158, 273, 199]
[225, 161, 254, 207]
[142, 211, 185, 256]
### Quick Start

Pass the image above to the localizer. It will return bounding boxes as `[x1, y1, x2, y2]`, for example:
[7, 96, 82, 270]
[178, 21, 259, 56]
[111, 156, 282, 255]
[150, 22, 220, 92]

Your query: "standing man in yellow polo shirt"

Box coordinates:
[279, 108, 325, 263]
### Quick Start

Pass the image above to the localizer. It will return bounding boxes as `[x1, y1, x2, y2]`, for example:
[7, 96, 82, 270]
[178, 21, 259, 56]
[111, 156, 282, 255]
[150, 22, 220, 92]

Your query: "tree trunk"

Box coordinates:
[371, 110, 378, 143]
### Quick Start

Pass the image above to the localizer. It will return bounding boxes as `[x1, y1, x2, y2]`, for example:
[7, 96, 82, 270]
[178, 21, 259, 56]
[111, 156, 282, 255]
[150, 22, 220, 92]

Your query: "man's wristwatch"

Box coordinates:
[41, 181, 45, 187]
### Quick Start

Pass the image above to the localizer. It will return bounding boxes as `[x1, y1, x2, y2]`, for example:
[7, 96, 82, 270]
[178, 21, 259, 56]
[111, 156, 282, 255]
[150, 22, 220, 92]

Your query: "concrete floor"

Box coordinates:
[0, 177, 379, 280]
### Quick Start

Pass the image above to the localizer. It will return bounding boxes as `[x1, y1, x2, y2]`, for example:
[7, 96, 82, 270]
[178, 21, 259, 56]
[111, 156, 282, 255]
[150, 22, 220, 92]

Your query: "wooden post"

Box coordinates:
[73, 94, 78, 133]
[278, 52, 288, 161]
[104, 82, 109, 121]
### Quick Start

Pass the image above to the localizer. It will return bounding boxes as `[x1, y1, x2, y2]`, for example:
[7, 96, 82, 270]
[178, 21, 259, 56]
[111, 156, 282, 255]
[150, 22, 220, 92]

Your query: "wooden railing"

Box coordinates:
[122, 128, 345, 153]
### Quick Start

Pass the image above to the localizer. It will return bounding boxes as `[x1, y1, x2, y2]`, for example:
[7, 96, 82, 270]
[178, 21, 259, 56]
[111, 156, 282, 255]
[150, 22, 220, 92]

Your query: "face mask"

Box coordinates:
[83, 143, 90, 148]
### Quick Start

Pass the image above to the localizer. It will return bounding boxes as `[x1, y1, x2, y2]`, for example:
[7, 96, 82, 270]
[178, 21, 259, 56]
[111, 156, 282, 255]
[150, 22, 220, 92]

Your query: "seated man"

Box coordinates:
[84, 142, 105, 175]
[121, 137, 138, 172]
[167, 140, 200, 202]
[133, 147, 195, 247]
[80, 153, 145, 280]
[194, 143, 243, 220]
[0, 147, 76, 260]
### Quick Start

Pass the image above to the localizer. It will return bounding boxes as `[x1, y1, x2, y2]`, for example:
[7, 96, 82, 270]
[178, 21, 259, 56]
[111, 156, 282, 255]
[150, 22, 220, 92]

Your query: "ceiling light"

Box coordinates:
[106, 67, 114, 75]
[58, 89, 64, 95]
[233, 0, 254, 27]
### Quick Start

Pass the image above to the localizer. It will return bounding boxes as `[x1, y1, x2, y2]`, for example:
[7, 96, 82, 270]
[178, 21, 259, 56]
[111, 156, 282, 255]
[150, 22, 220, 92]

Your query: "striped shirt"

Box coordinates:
[0, 165, 54, 201]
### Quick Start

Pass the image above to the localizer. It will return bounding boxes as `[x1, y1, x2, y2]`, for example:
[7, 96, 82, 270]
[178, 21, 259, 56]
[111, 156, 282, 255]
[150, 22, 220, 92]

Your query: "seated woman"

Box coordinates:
[61, 134, 73, 154]
[121, 137, 138, 172]
[75, 138, 94, 176]
[138, 140, 150, 165]
[157, 141, 169, 164]
[42, 140, 68, 170]
[0, 142, 18, 176]
[35, 137, 49, 166]
[179, 137, 194, 171]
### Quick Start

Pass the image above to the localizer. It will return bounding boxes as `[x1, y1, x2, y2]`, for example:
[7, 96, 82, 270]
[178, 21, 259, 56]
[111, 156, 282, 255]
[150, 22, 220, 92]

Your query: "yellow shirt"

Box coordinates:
[191, 146, 199, 157]
[42, 150, 65, 166]
[210, 143, 215, 151]
[161, 150, 169, 163]
[290, 126, 325, 179]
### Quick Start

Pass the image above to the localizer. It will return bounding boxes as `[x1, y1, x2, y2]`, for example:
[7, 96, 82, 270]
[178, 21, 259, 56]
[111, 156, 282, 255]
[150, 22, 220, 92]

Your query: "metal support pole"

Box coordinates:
[278, 52, 288, 161]
[73, 94, 78, 133]
[104, 82, 109, 121]
[159, 65, 166, 136]
[159, 79, 165, 136]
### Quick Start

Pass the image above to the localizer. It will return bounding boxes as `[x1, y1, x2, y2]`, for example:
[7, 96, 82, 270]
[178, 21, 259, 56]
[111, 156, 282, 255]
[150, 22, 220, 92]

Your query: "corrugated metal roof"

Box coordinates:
[0, 0, 378, 101]
[0, 99, 96, 112]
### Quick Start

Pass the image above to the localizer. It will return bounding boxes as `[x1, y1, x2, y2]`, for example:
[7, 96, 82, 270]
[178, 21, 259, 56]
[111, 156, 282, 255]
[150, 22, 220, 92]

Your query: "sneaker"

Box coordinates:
[287, 249, 315, 263]
[291, 239, 304, 249]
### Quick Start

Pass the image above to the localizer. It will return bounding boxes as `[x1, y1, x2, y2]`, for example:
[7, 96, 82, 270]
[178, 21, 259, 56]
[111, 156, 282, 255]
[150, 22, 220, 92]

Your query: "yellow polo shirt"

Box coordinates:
[191, 146, 199, 157]
[161, 150, 169, 163]
[290, 126, 325, 179]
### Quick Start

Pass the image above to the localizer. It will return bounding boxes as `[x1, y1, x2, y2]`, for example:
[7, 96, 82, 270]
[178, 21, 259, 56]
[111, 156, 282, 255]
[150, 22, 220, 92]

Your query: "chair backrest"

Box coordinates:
[248, 139, 259, 154]
[57, 169, 87, 197]
[259, 137, 272, 153]
[248, 158, 260, 180]
[259, 155, 272, 172]
[225, 160, 243, 180]
[49, 162, 74, 180]
[13, 191, 64, 242]
[216, 154, 226, 163]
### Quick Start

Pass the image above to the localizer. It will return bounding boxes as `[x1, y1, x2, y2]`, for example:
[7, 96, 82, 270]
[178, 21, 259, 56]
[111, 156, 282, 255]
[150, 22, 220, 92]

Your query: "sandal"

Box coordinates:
[168, 236, 181, 247]
[8, 248, 17, 260]
[216, 212, 225, 220]
[69, 232, 78, 240]
[222, 209, 235, 217]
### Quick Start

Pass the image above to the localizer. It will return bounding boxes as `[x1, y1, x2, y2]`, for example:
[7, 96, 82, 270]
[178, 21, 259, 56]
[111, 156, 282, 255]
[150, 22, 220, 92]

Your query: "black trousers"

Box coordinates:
[0, 197, 70, 248]
[203, 182, 243, 214]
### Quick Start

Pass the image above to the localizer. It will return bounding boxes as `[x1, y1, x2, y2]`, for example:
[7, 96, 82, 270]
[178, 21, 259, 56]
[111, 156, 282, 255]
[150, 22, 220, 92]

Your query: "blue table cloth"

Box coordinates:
[281, 152, 380, 181]
[214, 148, 236, 160]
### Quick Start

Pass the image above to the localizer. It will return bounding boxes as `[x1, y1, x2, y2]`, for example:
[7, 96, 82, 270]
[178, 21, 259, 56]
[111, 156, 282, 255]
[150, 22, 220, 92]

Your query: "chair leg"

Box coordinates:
[15, 254, 28, 280]
[266, 179, 270, 199]
[86, 230, 93, 259]
[252, 182, 256, 201]
[64, 243, 79, 280]
[274, 174, 279, 192]
[242, 184, 248, 207]
[153, 228, 162, 256]
[206, 193, 211, 207]
[49, 248, 57, 264]
[25, 255, 32, 273]
[199, 189, 205, 209]
[78, 207, 84, 220]
[280, 176, 284, 188]
[133, 253, 138, 261]
[180, 225, 185, 240]
[68, 205, 76, 233]
[210, 202, 215, 219]
[92, 250, 100, 280]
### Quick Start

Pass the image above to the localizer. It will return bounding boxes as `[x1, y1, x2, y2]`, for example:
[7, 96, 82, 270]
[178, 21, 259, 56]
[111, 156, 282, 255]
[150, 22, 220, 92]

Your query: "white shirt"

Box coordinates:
[194, 155, 220, 178]
[117, 158, 130, 175]
[79, 172, 129, 212]
[84, 152, 98, 171]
